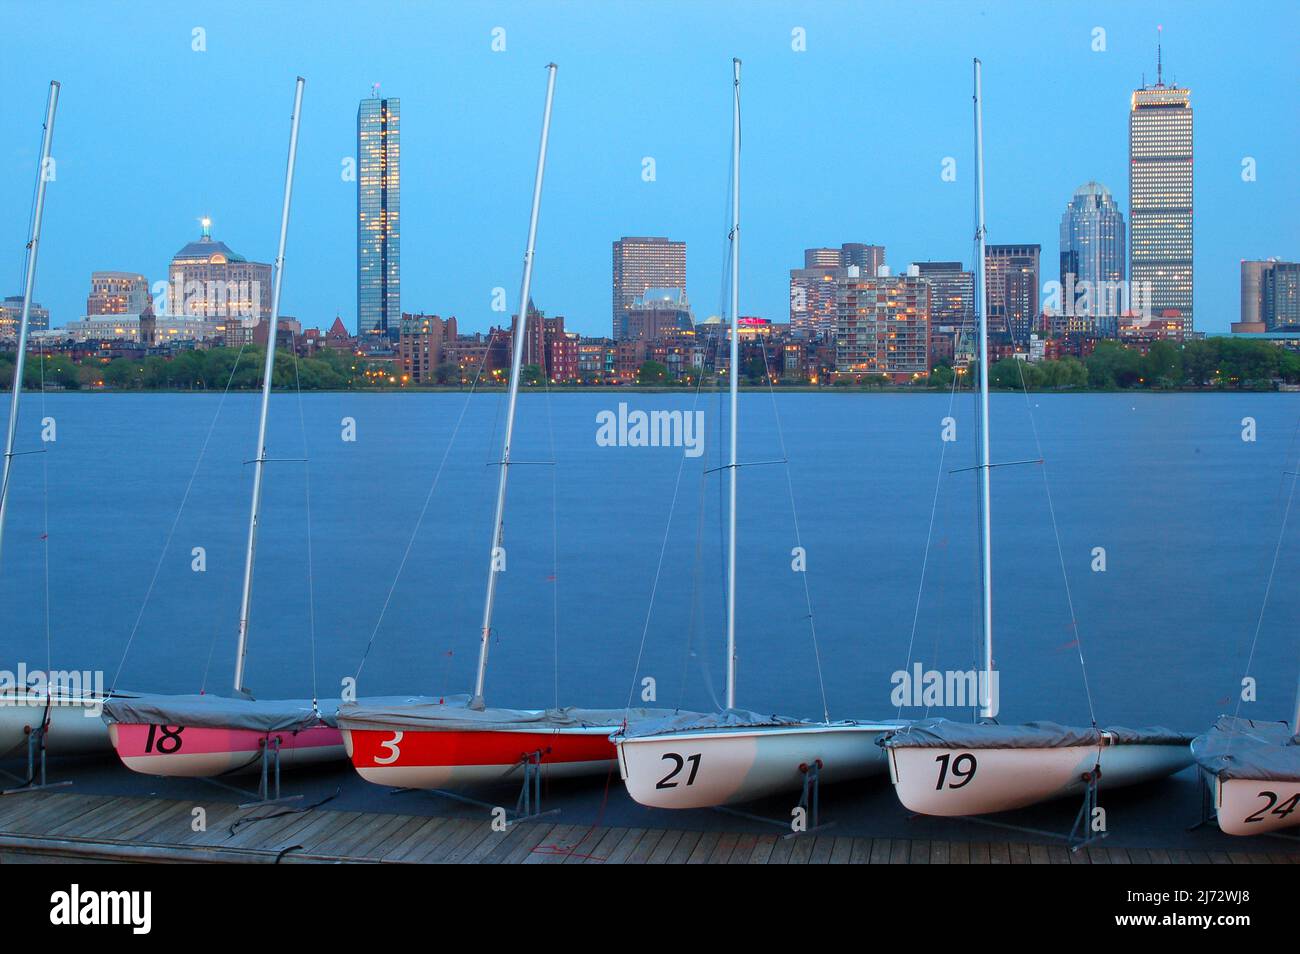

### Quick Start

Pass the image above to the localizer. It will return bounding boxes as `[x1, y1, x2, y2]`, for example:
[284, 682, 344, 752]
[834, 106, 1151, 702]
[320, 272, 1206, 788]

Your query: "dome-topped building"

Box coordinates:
[167, 218, 271, 331]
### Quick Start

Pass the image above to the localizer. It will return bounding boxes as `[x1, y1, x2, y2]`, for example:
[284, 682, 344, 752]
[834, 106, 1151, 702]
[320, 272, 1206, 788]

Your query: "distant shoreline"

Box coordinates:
[11, 386, 1293, 396]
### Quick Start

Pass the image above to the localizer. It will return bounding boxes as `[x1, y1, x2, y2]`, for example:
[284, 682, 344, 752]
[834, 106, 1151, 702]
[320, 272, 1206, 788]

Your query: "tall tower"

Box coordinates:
[611, 237, 686, 340]
[358, 92, 401, 338]
[1129, 29, 1192, 332]
[1059, 182, 1126, 316]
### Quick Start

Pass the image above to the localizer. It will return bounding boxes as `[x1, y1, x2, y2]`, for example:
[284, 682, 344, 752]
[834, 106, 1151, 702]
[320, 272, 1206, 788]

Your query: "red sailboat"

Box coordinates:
[339, 65, 667, 799]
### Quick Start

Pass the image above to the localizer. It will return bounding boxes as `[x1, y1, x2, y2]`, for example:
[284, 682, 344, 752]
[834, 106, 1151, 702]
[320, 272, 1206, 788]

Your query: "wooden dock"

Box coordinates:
[1, 790, 1296, 864]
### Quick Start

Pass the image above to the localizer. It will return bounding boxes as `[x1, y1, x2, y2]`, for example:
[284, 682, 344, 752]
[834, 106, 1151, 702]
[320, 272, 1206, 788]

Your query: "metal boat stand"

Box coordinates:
[909, 768, 1108, 852]
[714, 760, 834, 840]
[394, 749, 561, 826]
[195, 735, 304, 809]
[1, 721, 74, 795]
[1187, 768, 1217, 831]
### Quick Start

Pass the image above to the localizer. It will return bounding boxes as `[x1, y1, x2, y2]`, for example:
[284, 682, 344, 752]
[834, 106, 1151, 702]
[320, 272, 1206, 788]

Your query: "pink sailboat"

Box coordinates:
[102, 78, 344, 793]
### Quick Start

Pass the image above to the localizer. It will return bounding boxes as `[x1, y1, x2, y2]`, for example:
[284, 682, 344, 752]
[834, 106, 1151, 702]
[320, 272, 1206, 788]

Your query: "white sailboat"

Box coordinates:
[0, 81, 122, 765]
[879, 59, 1193, 819]
[339, 65, 670, 794]
[1191, 458, 1300, 835]
[613, 59, 901, 812]
[1192, 716, 1299, 836]
[102, 78, 344, 782]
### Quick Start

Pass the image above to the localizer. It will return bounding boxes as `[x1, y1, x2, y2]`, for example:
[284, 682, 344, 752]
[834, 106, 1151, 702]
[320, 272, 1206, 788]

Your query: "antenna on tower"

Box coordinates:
[370, 82, 380, 99]
[1156, 25, 1163, 86]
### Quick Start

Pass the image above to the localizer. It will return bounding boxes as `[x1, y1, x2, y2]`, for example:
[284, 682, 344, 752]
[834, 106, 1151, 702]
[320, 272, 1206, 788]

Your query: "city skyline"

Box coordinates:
[0, 2, 1295, 338]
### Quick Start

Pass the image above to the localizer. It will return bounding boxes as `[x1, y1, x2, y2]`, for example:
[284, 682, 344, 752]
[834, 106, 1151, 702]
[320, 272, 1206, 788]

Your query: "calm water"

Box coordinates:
[1, 390, 1296, 733]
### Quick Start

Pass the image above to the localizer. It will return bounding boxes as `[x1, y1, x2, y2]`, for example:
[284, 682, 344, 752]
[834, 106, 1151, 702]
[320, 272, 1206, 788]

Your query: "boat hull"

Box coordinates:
[886, 738, 1193, 817]
[0, 691, 114, 758]
[342, 725, 617, 789]
[1210, 774, 1300, 836]
[107, 722, 345, 777]
[616, 723, 894, 810]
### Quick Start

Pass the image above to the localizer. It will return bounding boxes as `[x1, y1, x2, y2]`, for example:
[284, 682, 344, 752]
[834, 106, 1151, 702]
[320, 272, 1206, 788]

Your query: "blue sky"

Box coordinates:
[1, 0, 1296, 336]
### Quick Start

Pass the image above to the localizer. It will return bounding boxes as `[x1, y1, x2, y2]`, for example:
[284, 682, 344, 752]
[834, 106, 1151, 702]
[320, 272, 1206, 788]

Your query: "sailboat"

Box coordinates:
[879, 59, 1192, 819]
[339, 64, 667, 793]
[1192, 716, 1299, 836]
[612, 59, 901, 812]
[1, 81, 122, 762]
[1191, 454, 1300, 835]
[102, 78, 344, 779]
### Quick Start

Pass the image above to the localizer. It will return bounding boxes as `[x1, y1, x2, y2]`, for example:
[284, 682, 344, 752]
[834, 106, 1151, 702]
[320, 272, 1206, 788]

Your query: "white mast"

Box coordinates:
[233, 77, 305, 694]
[471, 64, 558, 710]
[973, 59, 994, 719]
[0, 81, 59, 567]
[725, 58, 741, 711]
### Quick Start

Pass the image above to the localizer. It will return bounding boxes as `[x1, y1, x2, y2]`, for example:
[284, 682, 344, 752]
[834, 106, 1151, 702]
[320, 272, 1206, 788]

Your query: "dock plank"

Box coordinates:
[747, 834, 778, 864]
[5, 789, 1298, 865]
[686, 831, 721, 864]
[599, 827, 647, 865]
[625, 829, 667, 865]
[664, 830, 703, 864]
[644, 829, 683, 864]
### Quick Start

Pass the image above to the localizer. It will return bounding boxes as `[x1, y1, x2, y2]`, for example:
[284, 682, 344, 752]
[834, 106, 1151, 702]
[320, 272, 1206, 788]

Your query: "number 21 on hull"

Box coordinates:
[617, 725, 890, 810]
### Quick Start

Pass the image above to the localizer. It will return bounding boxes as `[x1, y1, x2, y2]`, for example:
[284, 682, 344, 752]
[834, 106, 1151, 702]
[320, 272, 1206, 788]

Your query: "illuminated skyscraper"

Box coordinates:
[358, 94, 400, 338]
[611, 237, 685, 339]
[1059, 182, 1125, 317]
[1129, 33, 1192, 331]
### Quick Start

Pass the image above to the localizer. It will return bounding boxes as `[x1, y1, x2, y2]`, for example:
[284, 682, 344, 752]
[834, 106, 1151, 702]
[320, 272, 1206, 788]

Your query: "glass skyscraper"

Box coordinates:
[1129, 44, 1192, 332]
[1059, 182, 1125, 317]
[358, 96, 400, 337]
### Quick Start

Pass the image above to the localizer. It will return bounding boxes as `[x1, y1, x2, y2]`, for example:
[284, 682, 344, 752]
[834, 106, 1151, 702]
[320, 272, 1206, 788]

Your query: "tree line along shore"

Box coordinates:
[1, 337, 1297, 392]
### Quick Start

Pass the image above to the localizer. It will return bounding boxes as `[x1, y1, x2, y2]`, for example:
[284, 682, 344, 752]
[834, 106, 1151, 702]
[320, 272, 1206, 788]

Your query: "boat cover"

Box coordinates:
[882, 719, 1104, 749]
[1191, 716, 1300, 782]
[101, 693, 337, 732]
[1102, 726, 1196, 746]
[337, 695, 669, 732]
[619, 708, 808, 739]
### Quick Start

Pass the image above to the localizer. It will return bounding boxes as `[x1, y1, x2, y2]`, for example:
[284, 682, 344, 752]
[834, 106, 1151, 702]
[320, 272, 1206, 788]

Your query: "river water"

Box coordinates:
[1, 390, 1296, 735]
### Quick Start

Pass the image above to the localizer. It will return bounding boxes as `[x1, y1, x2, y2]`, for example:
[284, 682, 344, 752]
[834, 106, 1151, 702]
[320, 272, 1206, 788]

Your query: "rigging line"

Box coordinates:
[1230, 468, 1297, 729]
[1013, 356, 1098, 725]
[900, 356, 964, 721]
[539, 331, 560, 712]
[624, 360, 711, 714]
[197, 614, 222, 695]
[757, 333, 829, 723]
[353, 341, 493, 683]
[109, 342, 250, 695]
[290, 335, 319, 707]
[38, 337, 51, 678]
